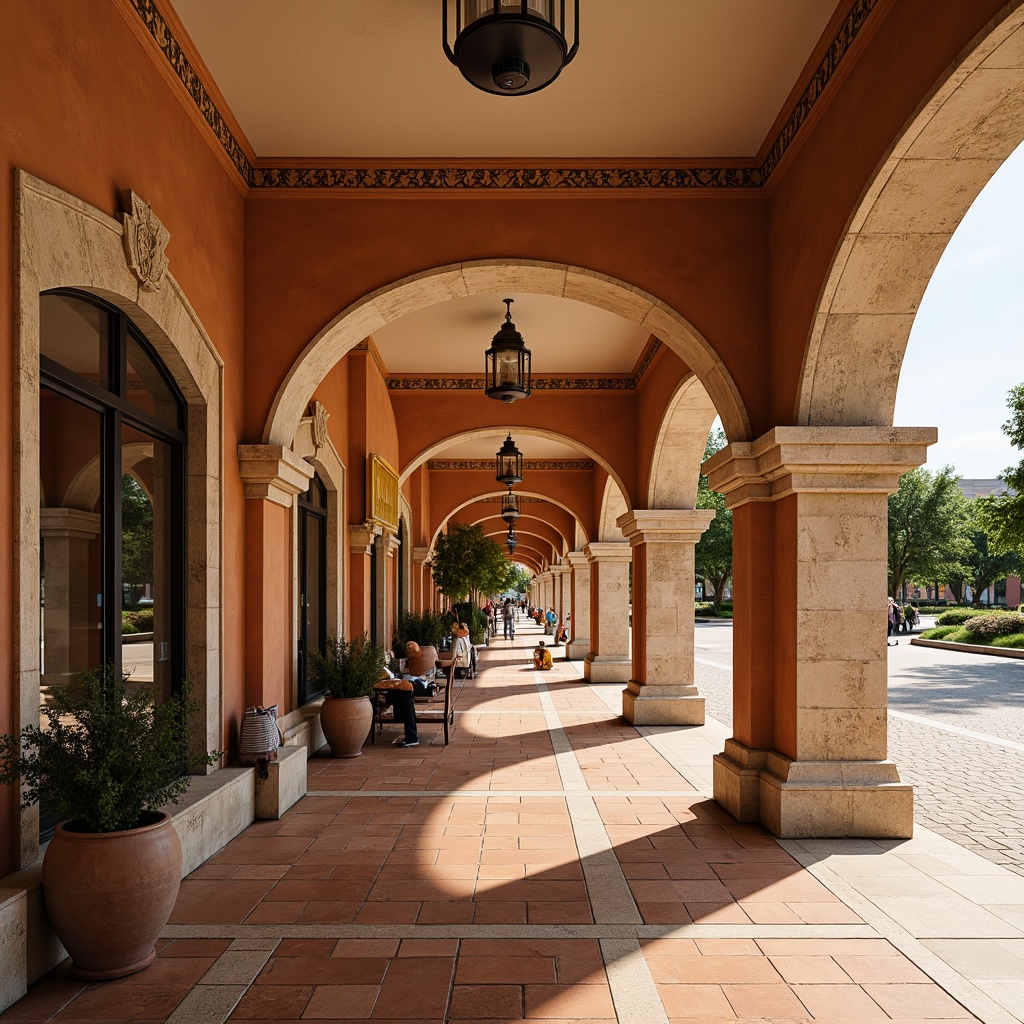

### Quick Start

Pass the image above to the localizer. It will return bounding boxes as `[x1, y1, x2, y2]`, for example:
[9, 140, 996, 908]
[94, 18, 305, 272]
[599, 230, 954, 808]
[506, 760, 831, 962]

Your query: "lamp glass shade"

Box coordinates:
[500, 490, 520, 524]
[484, 300, 531, 403]
[495, 433, 523, 486]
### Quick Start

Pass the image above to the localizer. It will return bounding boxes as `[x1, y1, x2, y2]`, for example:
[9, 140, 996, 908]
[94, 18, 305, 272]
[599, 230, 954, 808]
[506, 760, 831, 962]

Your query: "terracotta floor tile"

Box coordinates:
[107, 956, 215, 988]
[246, 901, 308, 924]
[739, 901, 804, 924]
[790, 984, 888, 1019]
[257, 957, 389, 986]
[473, 902, 528, 924]
[646, 954, 780, 985]
[266, 879, 374, 902]
[398, 940, 459, 958]
[456, 957, 557, 985]
[334, 941, 401, 958]
[524, 983, 615, 1019]
[791, 902, 864, 924]
[832, 955, 932, 984]
[230, 984, 314, 1019]
[416, 901, 477, 924]
[373, 957, 455, 1019]
[637, 902, 693, 924]
[862, 984, 975, 1019]
[684, 902, 751, 924]
[276, 939, 339, 957]
[159, 939, 233, 958]
[768, 955, 852, 984]
[50, 984, 186, 1019]
[448, 984, 523, 1019]
[654, 984, 734, 1018]
[355, 903, 423, 924]
[693, 940, 761, 957]
[724, 982, 809, 1018]
[303, 985, 380, 1019]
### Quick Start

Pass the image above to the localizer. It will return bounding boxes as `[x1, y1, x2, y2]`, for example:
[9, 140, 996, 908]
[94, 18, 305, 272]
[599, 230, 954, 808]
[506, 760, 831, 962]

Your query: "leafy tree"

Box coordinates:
[977, 383, 1024, 553]
[121, 474, 153, 607]
[695, 427, 733, 613]
[431, 523, 511, 605]
[506, 564, 531, 595]
[887, 467, 971, 600]
[947, 504, 1022, 606]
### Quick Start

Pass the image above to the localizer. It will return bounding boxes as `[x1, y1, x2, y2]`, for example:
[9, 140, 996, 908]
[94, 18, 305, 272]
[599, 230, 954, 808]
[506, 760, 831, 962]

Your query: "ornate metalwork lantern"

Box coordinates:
[495, 433, 523, 486]
[506, 525, 518, 555]
[484, 299, 531, 403]
[500, 488, 520, 524]
[442, 0, 579, 96]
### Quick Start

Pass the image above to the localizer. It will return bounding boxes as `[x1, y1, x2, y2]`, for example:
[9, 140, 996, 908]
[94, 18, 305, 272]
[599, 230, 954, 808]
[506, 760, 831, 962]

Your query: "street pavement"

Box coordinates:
[694, 619, 1024, 875]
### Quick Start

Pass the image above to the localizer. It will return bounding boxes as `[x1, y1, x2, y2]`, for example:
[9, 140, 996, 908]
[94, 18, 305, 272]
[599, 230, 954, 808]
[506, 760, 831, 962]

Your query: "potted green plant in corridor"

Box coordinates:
[0, 666, 219, 980]
[310, 633, 387, 758]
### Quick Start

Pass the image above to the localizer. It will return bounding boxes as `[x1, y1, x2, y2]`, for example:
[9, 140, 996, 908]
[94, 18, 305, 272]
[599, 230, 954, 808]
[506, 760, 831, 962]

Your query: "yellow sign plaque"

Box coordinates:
[367, 453, 399, 530]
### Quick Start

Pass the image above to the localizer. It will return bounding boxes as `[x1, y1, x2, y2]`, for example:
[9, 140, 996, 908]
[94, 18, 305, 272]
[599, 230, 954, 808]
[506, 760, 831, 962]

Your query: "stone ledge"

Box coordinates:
[255, 745, 307, 820]
[911, 637, 1024, 660]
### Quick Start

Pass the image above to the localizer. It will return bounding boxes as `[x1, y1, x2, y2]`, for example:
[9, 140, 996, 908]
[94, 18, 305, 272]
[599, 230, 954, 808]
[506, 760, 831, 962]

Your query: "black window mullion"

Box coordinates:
[103, 407, 123, 678]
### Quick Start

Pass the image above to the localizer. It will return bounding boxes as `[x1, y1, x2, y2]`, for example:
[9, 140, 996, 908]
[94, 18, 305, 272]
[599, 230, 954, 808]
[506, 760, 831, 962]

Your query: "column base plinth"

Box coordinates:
[565, 639, 590, 660]
[583, 654, 631, 683]
[714, 740, 913, 838]
[621, 681, 704, 725]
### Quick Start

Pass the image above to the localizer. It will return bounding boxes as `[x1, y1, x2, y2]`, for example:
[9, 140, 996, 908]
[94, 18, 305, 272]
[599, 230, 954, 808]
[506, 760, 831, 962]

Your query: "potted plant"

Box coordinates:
[0, 665, 219, 980]
[395, 611, 448, 676]
[309, 633, 387, 758]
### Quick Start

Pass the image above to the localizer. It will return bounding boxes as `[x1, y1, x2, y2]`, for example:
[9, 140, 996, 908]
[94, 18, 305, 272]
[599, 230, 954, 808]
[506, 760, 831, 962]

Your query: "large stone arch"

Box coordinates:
[597, 477, 629, 542]
[798, 6, 1024, 426]
[430, 490, 587, 554]
[14, 171, 224, 867]
[647, 374, 719, 508]
[263, 260, 751, 448]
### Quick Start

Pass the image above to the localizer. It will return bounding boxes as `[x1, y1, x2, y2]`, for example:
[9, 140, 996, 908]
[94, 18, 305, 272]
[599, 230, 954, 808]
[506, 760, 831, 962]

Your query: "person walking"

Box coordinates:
[887, 597, 898, 646]
[502, 598, 515, 639]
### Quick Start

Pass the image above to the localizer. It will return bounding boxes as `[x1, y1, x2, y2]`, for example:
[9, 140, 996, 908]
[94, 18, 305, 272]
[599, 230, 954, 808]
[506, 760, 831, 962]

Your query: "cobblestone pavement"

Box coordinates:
[694, 621, 1024, 876]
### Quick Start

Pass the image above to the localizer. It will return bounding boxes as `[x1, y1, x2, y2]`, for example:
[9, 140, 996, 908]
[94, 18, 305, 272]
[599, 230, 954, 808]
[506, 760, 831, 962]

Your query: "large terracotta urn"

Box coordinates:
[42, 812, 182, 980]
[320, 695, 373, 757]
[405, 645, 439, 677]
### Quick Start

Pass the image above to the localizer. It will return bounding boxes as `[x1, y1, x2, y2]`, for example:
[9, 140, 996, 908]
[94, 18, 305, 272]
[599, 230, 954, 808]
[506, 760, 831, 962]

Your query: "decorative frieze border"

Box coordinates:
[387, 341, 662, 391]
[427, 460, 595, 472]
[132, 0, 879, 191]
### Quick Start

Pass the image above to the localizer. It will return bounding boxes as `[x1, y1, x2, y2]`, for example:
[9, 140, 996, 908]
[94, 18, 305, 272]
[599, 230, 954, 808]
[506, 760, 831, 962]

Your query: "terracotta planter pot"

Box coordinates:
[320, 695, 373, 757]
[42, 811, 182, 980]
[405, 645, 439, 677]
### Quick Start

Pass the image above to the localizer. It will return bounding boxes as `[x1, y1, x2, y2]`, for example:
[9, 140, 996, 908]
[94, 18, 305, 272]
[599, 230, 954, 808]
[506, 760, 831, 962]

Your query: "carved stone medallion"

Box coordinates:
[311, 401, 330, 451]
[120, 190, 169, 291]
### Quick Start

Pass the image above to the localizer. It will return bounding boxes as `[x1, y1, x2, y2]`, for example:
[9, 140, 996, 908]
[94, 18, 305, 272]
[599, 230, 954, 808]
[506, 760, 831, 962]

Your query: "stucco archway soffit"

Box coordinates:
[263, 260, 751, 450]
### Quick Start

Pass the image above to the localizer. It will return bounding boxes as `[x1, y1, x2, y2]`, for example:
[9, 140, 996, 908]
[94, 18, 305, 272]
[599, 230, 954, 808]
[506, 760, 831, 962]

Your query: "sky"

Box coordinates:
[893, 139, 1024, 480]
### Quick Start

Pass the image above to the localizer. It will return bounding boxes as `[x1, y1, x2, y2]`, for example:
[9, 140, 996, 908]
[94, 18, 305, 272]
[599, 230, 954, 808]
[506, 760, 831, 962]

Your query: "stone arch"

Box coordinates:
[14, 171, 223, 867]
[430, 490, 587, 553]
[798, 7, 1024, 426]
[647, 374, 718, 509]
[263, 259, 751, 448]
[597, 477, 629, 542]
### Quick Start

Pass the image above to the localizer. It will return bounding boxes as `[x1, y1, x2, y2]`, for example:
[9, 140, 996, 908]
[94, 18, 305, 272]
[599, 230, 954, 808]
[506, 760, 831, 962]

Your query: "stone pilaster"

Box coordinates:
[564, 551, 591, 660]
[617, 510, 714, 725]
[549, 564, 569, 646]
[703, 427, 935, 838]
[582, 542, 632, 683]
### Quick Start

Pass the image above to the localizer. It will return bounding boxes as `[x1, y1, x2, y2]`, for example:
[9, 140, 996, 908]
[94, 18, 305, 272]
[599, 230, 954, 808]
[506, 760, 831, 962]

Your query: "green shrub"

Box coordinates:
[963, 612, 1024, 641]
[694, 602, 715, 616]
[309, 633, 387, 699]
[121, 619, 138, 635]
[920, 625, 961, 640]
[991, 633, 1024, 649]
[122, 609, 154, 633]
[935, 608, 988, 626]
[395, 610, 449, 651]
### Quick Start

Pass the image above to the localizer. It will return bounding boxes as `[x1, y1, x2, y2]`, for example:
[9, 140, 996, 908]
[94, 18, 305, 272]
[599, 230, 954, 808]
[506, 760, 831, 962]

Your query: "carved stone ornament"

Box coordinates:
[311, 401, 330, 452]
[120, 190, 170, 291]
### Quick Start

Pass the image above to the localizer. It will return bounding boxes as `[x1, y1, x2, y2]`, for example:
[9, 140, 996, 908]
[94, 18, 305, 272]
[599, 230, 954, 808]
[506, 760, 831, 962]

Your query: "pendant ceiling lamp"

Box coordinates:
[484, 299, 531, 403]
[506, 525, 518, 555]
[495, 433, 524, 487]
[442, 0, 579, 96]
[500, 488, 520, 524]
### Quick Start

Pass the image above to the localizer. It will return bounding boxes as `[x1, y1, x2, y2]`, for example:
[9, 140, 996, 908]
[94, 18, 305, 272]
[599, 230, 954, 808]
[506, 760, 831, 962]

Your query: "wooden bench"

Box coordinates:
[371, 660, 458, 745]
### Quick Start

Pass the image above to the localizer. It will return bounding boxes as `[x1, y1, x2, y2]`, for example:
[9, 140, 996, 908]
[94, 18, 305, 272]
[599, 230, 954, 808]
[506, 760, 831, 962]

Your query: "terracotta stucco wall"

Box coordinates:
[0, 0, 245, 875]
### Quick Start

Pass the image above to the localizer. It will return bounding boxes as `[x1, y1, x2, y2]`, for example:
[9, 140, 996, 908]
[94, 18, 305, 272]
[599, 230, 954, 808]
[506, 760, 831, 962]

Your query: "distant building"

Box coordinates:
[950, 479, 1021, 607]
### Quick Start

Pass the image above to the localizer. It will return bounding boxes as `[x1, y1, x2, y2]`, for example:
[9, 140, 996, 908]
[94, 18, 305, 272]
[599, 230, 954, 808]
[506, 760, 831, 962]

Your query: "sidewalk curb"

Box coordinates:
[910, 637, 1024, 660]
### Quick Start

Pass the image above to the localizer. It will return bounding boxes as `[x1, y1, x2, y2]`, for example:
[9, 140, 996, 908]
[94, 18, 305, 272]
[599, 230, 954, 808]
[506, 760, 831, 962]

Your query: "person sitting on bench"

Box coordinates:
[374, 667, 419, 747]
[533, 640, 553, 670]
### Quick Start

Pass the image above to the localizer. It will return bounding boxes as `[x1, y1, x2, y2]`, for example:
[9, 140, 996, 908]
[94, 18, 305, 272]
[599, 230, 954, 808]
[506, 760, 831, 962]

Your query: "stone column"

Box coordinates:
[39, 508, 102, 687]
[239, 445, 314, 711]
[412, 546, 431, 613]
[549, 564, 568, 646]
[617, 510, 714, 725]
[565, 551, 591, 660]
[537, 571, 551, 615]
[349, 522, 383, 636]
[583, 542, 632, 683]
[703, 427, 935, 839]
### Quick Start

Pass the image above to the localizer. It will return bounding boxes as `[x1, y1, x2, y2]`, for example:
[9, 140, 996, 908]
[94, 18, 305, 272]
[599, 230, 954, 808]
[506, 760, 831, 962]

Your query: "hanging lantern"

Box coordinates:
[500, 488, 520, 524]
[495, 433, 523, 486]
[506, 525, 518, 555]
[442, 0, 580, 97]
[484, 299, 531, 403]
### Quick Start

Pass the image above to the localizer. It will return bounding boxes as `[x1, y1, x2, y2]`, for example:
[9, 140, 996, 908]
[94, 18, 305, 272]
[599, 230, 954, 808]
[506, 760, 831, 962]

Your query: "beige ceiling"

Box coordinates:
[434, 434, 583, 460]
[373, 293, 649, 374]
[170, 0, 838, 159]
